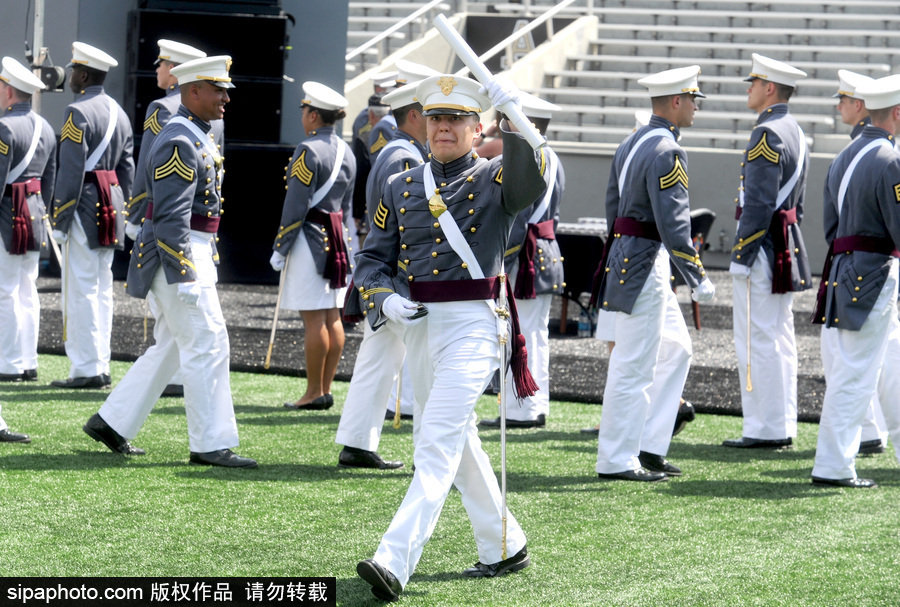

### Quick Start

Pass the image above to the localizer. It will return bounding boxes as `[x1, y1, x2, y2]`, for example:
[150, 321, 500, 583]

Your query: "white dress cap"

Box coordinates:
[156, 39, 206, 66]
[518, 91, 560, 119]
[416, 75, 491, 116]
[301, 81, 349, 111]
[68, 41, 118, 72]
[394, 60, 440, 85]
[0, 56, 46, 95]
[855, 74, 900, 111]
[170, 55, 235, 88]
[633, 109, 652, 129]
[744, 53, 806, 88]
[637, 65, 705, 98]
[833, 69, 874, 100]
[369, 70, 398, 89]
[381, 82, 419, 110]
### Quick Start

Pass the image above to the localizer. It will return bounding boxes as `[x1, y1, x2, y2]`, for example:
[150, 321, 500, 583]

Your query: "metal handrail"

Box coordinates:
[453, 0, 585, 76]
[345, 0, 455, 62]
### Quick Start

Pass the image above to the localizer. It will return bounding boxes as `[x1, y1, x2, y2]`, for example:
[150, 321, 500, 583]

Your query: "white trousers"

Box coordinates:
[596, 249, 692, 473]
[813, 261, 899, 479]
[98, 231, 239, 453]
[373, 300, 526, 587]
[878, 306, 900, 464]
[732, 251, 798, 440]
[335, 321, 420, 452]
[147, 292, 183, 386]
[0, 403, 6, 432]
[500, 294, 551, 421]
[387, 358, 417, 417]
[0, 248, 39, 374]
[62, 216, 113, 378]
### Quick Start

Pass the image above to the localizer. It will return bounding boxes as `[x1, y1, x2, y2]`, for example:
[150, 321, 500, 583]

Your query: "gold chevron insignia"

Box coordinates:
[290, 150, 314, 185]
[373, 200, 390, 230]
[494, 167, 503, 185]
[154, 147, 194, 182]
[60, 113, 83, 144]
[0, 137, 8, 156]
[894, 182, 900, 202]
[369, 133, 388, 155]
[747, 132, 779, 163]
[659, 155, 689, 190]
[359, 123, 373, 135]
[144, 108, 163, 134]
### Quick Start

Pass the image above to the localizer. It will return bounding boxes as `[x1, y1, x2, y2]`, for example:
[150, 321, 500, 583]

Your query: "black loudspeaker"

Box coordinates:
[139, 0, 283, 16]
[126, 9, 287, 145]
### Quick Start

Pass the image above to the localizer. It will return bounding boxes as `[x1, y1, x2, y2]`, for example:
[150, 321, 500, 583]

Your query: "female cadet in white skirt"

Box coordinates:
[270, 82, 356, 409]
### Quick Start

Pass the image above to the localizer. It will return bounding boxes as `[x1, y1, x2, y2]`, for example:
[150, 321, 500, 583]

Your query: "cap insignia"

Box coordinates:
[438, 76, 457, 96]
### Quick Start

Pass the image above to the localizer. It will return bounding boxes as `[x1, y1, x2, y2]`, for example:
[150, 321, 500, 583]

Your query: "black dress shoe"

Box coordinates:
[51, 374, 111, 389]
[357, 559, 402, 602]
[189, 449, 257, 468]
[0, 428, 31, 443]
[598, 468, 668, 482]
[83, 413, 145, 455]
[385, 410, 413, 421]
[722, 436, 792, 449]
[857, 439, 885, 455]
[673, 400, 696, 436]
[580, 426, 600, 435]
[812, 476, 877, 489]
[22, 369, 37, 381]
[161, 384, 184, 397]
[463, 545, 530, 578]
[479, 414, 546, 429]
[339, 447, 404, 470]
[283, 393, 333, 410]
[639, 451, 682, 476]
[0, 372, 22, 382]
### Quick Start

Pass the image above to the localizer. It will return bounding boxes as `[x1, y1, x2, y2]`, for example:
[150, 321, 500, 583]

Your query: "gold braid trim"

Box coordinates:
[156, 240, 197, 271]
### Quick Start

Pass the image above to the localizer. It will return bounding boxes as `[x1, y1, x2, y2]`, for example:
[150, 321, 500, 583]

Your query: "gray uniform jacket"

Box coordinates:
[52, 85, 134, 249]
[599, 115, 706, 314]
[345, 130, 427, 318]
[125, 106, 223, 298]
[0, 102, 56, 254]
[821, 125, 900, 331]
[272, 125, 356, 276]
[504, 145, 566, 298]
[355, 127, 547, 329]
[731, 103, 812, 291]
[128, 86, 224, 228]
[367, 114, 397, 163]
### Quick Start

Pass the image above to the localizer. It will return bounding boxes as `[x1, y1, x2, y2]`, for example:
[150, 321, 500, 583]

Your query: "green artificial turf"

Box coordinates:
[1, 355, 898, 606]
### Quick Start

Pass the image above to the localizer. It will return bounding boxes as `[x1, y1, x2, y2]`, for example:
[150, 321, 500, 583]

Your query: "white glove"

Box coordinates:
[691, 277, 716, 303]
[124, 221, 140, 241]
[729, 261, 751, 279]
[382, 293, 420, 324]
[270, 251, 286, 272]
[176, 282, 202, 306]
[479, 78, 520, 109]
[52, 229, 67, 244]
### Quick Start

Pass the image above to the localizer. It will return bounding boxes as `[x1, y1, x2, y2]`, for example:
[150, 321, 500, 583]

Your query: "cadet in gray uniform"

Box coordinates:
[126, 39, 224, 399]
[827, 69, 891, 456]
[481, 92, 565, 429]
[724, 54, 812, 449]
[0, 57, 56, 383]
[367, 62, 438, 166]
[335, 80, 428, 470]
[50, 42, 134, 389]
[355, 74, 544, 602]
[810, 75, 900, 488]
[590, 66, 714, 483]
[351, 71, 395, 239]
[83, 56, 256, 469]
[271, 81, 355, 410]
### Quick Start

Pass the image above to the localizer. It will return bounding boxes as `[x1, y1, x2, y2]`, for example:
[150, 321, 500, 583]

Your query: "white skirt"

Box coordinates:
[281, 230, 347, 311]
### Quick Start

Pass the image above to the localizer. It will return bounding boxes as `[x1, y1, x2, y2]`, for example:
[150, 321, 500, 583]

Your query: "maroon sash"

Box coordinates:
[341, 278, 364, 323]
[410, 275, 539, 398]
[513, 219, 556, 300]
[589, 216, 661, 307]
[84, 170, 118, 246]
[811, 235, 900, 324]
[5, 178, 40, 254]
[770, 206, 798, 294]
[307, 207, 349, 289]
[146, 202, 221, 233]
